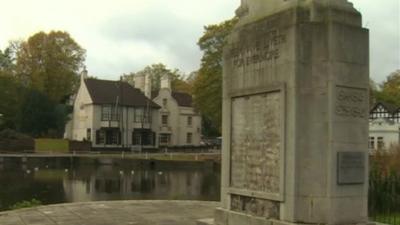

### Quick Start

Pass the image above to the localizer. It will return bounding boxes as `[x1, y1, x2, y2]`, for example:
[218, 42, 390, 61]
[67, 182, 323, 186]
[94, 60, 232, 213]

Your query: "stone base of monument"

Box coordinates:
[197, 208, 376, 225]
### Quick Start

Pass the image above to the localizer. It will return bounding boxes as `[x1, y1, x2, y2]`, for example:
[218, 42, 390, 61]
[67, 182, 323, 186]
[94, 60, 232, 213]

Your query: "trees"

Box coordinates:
[15, 89, 70, 138]
[375, 70, 400, 106]
[0, 75, 23, 130]
[192, 18, 237, 135]
[123, 63, 191, 93]
[0, 31, 84, 137]
[15, 31, 86, 102]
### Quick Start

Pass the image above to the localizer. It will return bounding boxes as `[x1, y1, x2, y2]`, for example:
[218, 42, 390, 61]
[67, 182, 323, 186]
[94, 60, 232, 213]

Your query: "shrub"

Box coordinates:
[0, 129, 34, 152]
[9, 199, 42, 210]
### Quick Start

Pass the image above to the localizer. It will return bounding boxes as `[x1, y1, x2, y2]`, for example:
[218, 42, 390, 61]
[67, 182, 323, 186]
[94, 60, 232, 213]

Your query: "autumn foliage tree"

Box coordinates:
[15, 31, 86, 102]
[0, 31, 85, 137]
[374, 70, 400, 106]
[192, 18, 237, 135]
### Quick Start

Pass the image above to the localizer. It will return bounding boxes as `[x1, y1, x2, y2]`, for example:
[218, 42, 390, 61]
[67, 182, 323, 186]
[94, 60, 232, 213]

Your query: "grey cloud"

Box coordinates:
[99, 8, 204, 73]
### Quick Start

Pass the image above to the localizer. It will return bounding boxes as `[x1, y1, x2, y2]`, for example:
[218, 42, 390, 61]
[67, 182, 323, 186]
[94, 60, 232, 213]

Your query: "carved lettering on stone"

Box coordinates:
[230, 92, 281, 195]
[335, 86, 368, 119]
[230, 29, 286, 68]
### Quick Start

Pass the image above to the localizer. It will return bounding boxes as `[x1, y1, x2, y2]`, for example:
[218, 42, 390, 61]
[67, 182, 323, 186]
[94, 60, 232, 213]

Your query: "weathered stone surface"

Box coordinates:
[231, 92, 281, 194]
[230, 194, 279, 218]
[218, 0, 369, 224]
[0, 201, 219, 225]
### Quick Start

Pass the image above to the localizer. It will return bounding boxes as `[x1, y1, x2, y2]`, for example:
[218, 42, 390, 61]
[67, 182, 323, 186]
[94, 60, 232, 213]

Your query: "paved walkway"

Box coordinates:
[0, 200, 218, 225]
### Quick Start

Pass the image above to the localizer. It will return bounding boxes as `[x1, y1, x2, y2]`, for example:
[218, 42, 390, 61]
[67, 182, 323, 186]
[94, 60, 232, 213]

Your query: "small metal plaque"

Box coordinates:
[337, 152, 365, 185]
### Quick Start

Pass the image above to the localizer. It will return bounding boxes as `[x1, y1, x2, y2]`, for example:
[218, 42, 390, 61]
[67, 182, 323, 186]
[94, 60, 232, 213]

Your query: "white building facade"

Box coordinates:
[369, 102, 400, 152]
[134, 74, 202, 146]
[65, 74, 160, 149]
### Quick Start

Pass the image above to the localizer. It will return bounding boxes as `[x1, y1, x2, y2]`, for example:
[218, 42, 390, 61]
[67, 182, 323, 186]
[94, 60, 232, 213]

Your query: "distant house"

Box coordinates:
[64, 71, 160, 149]
[134, 73, 202, 146]
[369, 102, 400, 151]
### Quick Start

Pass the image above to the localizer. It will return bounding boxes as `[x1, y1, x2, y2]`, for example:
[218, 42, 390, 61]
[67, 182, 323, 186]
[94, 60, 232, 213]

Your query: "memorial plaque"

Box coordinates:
[337, 152, 365, 185]
[230, 91, 282, 195]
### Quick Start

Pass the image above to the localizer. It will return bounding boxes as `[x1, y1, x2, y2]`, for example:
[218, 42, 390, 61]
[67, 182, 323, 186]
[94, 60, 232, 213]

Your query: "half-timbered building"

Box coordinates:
[369, 102, 400, 151]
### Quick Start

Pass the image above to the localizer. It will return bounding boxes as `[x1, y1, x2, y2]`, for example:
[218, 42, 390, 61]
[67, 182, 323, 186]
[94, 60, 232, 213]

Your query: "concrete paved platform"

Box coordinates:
[0, 200, 219, 225]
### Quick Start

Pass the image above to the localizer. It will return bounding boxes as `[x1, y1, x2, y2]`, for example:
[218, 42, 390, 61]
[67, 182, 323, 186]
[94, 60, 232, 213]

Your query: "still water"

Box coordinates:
[0, 158, 221, 211]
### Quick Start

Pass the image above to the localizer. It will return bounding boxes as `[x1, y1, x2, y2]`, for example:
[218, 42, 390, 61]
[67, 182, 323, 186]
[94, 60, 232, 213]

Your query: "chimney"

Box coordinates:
[144, 73, 152, 99]
[160, 74, 171, 91]
[134, 73, 152, 98]
[81, 68, 88, 83]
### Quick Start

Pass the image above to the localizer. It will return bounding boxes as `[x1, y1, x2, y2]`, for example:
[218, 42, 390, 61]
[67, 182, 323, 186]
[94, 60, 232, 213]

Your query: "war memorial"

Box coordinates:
[204, 0, 370, 224]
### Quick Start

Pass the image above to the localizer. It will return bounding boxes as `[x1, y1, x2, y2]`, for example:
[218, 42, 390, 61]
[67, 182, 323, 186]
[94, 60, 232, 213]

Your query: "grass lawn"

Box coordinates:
[35, 139, 69, 153]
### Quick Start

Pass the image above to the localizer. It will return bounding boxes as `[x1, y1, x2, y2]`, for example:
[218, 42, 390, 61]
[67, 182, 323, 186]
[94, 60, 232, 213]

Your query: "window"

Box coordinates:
[377, 137, 384, 149]
[134, 108, 151, 123]
[132, 130, 155, 146]
[162, 115, 168, 125]
[96, 129, 120, 145]
[86, 128, 91, 141]
[132, 132, 142, 145]
[163, 98, 167, 107]
[159, 134, 170, 145]
[186, 133, 192, 144]
[96, 130, 105, 144]
[369, 137, 375, 149]
[187, 116, 192, 126]
[134, 108, 143, 122]
[101, 105, 119, 121]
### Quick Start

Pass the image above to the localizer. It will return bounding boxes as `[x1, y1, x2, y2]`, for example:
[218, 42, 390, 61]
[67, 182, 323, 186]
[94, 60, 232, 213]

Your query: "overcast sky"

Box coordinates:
[0, 0, 398, 82]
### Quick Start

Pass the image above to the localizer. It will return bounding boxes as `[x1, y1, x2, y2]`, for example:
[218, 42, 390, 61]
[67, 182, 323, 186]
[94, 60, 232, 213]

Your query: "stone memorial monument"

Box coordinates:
[209, 0, 370, 224]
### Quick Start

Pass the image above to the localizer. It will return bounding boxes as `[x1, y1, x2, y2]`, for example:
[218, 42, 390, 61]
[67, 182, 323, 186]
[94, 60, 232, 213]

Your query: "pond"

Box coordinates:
[0, 158, 221, 211]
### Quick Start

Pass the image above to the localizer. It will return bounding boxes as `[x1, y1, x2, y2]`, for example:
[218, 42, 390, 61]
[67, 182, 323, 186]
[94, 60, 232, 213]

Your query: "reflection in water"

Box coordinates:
[0, 160, 220, 211]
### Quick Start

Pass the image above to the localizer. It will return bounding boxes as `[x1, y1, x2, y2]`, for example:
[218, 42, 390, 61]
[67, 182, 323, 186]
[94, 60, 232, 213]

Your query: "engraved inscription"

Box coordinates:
[230, 92, 281, 194]
[337, 152, 365, 185]
[230, 29, 286, 68]
[335, 86, 368, 118]
[230, 194, 279, 218]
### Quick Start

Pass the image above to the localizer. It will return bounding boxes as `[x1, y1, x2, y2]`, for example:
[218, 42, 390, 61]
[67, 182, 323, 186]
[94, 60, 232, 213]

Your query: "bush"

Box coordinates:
[369, 146, 400, 223]
[9, 199, 42, 210]
[0, 129, 34, 152]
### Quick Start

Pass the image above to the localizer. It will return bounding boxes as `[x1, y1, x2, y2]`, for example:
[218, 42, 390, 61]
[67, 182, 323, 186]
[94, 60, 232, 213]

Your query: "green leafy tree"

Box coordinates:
[15, 31, 86, 102]
[16, 89, 70, 138]
[192, 18, 237, 135]
[0, 48, 13, 73]
[0, 75, 24, 130]
[375, 70, 400, 106]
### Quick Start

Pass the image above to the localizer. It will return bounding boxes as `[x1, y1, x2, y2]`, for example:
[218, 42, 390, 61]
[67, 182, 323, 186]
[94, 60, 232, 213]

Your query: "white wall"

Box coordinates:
[369, 118, 400, 152]
[66, 79, 159, 148]
[153, 88, 202, 146]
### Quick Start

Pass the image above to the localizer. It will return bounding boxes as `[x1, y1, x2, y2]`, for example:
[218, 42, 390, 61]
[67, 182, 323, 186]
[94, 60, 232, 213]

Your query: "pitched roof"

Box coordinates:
[371, 102, 399, 114]
[84, 79, 160, 108]
[152, 90, 193, 107]
[172, 92, 193, 107]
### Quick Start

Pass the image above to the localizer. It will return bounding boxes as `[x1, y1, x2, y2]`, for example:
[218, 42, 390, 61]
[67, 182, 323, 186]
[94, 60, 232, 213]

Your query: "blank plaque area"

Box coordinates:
[230, 91, 282, 194]
[337, 152, 365, 185]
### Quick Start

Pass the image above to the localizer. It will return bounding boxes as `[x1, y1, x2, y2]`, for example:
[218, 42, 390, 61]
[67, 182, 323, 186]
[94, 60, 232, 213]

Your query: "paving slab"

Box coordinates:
[0, 200, 219, 225]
